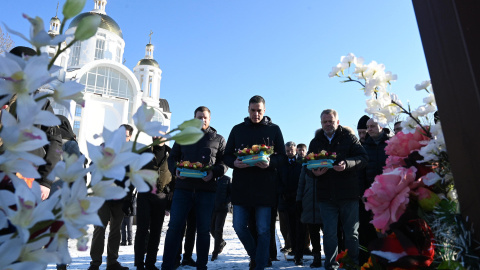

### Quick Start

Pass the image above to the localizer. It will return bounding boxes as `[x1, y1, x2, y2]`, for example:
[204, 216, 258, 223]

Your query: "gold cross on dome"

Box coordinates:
[149, 30, 153, 44]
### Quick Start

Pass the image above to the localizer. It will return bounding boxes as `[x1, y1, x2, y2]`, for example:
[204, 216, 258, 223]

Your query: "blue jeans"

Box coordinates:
[319, 200, 359, 270]
[161, 189, 215, 270]
[232, 205, 271, 270]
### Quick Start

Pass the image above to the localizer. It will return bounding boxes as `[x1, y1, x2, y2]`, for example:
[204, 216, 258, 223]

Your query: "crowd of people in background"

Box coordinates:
[2, 54, 403, 270]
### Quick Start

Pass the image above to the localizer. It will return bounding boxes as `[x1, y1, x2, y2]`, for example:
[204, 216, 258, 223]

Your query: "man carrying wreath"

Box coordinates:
[306, 109, 367, 270]
[162, 106, 228, 270]
[224, 95, 287, 270]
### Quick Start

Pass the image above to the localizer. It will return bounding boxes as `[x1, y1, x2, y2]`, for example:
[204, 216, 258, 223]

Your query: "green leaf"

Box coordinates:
[74, 15, 101, 40]
[63, 0, 87, 20]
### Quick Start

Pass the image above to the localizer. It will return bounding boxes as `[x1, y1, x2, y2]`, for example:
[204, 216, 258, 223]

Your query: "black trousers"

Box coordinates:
[307, 223, 323, 254]
[134, 193, 167, 268]
[177, 207, 196, 260]
[210, 210, 228, 252]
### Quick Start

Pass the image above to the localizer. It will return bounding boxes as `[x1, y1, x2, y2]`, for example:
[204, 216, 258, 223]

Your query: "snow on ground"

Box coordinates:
[46, 213, 326, 269]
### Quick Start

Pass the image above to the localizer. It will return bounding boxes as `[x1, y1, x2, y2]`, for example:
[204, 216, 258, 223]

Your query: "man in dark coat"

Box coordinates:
[162, 106, 227, 270]
[307, 109, 367, 270]
[358, 118, 391, 265]
[223, 95, 287, 270]
[134, 136, 172, 270]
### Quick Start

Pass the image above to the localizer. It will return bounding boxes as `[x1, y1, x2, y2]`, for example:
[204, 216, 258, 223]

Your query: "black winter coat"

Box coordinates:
[224, 116, 287, 207]
[308, 125, 368, 201]
[359, 130, 391, 193]
[168, 126, 227, 192]
[278, 158, 302, 212]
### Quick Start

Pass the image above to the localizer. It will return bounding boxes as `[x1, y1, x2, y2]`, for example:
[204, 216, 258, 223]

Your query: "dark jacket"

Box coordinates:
[167, 126, 227, 192]
[296, 166, 322, 224]
[144, 144, 172, 194]
[308, 125, 368, 201]
[214, 175, 232, 212]
[278, 158, 302, 212]
[359, 129, 391, 193]
[224, 116, 287, 207]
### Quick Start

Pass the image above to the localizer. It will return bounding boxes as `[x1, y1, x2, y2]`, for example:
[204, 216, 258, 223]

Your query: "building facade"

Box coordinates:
[46, 0, 171, 155]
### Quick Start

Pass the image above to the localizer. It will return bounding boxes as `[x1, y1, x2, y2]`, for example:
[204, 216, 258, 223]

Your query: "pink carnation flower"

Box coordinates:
[364, 166, 418, 233]
[385, 128, 430, 158]
[384, 155, 406, 170]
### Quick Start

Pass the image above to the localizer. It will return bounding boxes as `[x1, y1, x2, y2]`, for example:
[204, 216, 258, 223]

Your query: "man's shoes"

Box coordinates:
[87, 265, 99, 270]
[120, 242, 127, 246]
[128, 241, 133, 246]
[294, 257, 304, 266]
[106, 262, 129, 270]
[173, 261, 181, 269]
[249, 258, 256, 270]
[266, 259, 272, 267]
[280, 247, 291, 254]
[287, 250, 296, 256]
[218, 240, 227, 253]
[145, 265, 159, 270]
[57, 265, 67, 270]
[271, 257, 280, 261]
[303, 247, 313, 256]
[181, 257, 196, 267]
[211, 251, 219, 261]
[310, 253, 322, 268]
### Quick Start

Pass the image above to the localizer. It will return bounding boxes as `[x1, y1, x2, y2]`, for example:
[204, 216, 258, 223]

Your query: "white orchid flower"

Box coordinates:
[18, 236, 59, 266]
[59, 179, 104, 239]
[90, 179, 126, 200]
[421, 172, 442, 186]
[0, 152, 42, 179]
[48, 153, 89, 184]
[76, 235, 89, 251]
[126, 152, 158, 192]
[7, 179, 57, 242]
[4, 15, 69, 49]
[50, 80, 86, 108]
[340, 53, 356, 67]
[133, 102, 169, 137]
[0, 110, 49, 154]
[415, 80, 431, 91]
[45, 225, 72, 265]
[0, 53, 55, 107]
[16, 99, 61, 129]
[88, 126, 139, 185]
[0, 236, 23, 269]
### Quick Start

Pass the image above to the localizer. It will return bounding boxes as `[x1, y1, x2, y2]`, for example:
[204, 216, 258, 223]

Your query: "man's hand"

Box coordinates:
[176, 169, 187, 179]
[312, 167, 328, 176]
[40, 185, 50, 200]
[234, 158, 249, 169]
[333, 160, 346, 172]
[202, 170, 213, 182]
[255, 156, 270, 169]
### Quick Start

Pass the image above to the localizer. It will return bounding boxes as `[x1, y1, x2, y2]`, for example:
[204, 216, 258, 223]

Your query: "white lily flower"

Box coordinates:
[400, 117, 419, 134]
[48, 153, 89, 184]
[88, 126, 139, 185]
[18, 236, 59, 266]
[90, 179, 126, 200]
[7, 179, 57, 242]
[59, 179, 104, 238]
[133, 101, 169, 137]
[0, 53, 55, 107]
[0, 152, 42, 179]
[4, 15, 68, 49]
[126, 152, 157, 192]
[328, 64, 344, 78]
[45, 225, 72, 265]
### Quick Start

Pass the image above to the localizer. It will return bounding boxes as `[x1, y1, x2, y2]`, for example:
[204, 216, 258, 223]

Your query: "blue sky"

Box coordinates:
[1, 0, 430, 152]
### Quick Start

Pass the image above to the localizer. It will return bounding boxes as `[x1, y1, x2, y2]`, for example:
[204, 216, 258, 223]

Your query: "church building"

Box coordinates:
[45, 0, 171, 154]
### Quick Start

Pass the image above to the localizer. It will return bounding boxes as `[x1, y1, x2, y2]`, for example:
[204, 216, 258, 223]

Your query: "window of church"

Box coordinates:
[116, 46, 121, 63]
[75, 105, 82, 117]
[70, 41, 81, 66]
[95, 39, 105, 60]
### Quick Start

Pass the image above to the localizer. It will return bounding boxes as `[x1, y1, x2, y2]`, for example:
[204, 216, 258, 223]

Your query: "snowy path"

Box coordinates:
[46, 213, 326, 269]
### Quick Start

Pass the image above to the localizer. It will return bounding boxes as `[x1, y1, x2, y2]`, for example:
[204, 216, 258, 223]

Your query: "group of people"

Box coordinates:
[69, 94, 401, 270]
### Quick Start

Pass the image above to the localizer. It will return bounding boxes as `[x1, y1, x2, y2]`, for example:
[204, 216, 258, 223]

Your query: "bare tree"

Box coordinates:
[0, 26, 14, 54]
